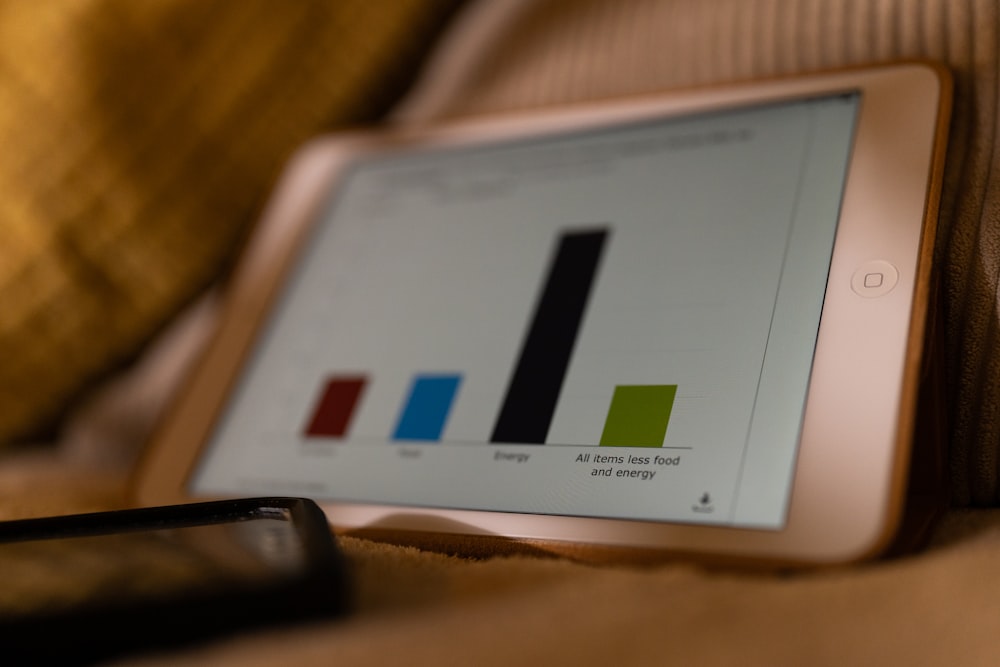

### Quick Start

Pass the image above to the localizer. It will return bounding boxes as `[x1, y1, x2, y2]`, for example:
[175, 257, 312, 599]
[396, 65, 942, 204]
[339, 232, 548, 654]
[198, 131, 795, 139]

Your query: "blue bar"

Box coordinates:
[393, 374, 462, 441]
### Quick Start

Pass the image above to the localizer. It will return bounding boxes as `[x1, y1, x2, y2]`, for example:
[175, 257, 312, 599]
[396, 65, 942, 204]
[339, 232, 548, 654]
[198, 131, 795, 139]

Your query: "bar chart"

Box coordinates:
[301, 228, 680, 448]
[192, 90, 856, 528]
[303, 374, 678, 447]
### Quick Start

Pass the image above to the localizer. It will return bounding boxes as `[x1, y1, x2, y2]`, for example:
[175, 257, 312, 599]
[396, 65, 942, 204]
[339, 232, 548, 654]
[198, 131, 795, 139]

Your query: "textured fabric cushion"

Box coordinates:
[0, 0, 464, 445]
[401, 0, 1000, 506]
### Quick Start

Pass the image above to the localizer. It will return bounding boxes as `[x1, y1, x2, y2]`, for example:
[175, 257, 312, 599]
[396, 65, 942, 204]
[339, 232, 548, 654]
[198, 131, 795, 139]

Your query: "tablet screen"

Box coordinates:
[191, 92, 860, 530]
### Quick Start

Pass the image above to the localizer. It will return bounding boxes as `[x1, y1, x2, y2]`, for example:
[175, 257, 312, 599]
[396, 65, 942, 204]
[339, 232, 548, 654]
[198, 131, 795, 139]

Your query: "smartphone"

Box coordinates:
[0, 497, 350, 664]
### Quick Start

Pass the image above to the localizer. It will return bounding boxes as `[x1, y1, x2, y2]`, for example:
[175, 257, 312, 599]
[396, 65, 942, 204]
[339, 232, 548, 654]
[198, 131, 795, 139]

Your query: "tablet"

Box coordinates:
[135, 63, 951, 566]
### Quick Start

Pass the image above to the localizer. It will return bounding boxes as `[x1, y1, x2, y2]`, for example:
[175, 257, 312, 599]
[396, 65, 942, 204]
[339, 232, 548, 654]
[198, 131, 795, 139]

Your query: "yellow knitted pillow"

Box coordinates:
[0, 0, 464, 444]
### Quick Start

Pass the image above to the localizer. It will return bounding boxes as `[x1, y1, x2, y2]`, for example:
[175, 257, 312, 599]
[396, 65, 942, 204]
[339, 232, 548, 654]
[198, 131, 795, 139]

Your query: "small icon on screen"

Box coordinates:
[692, 492, 714, 513]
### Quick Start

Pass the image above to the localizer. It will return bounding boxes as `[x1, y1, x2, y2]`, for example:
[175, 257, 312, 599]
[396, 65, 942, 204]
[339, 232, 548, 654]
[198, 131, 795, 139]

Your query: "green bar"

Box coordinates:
[599, 385, 677, 447]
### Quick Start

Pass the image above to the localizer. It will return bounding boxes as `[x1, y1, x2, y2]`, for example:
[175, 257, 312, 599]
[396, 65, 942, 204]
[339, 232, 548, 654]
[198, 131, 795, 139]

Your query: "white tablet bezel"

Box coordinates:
[134, 63, 951, 566]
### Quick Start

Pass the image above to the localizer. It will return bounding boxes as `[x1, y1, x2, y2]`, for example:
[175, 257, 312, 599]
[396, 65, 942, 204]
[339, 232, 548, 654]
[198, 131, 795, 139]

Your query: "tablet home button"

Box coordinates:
[851, 260, 899, 297]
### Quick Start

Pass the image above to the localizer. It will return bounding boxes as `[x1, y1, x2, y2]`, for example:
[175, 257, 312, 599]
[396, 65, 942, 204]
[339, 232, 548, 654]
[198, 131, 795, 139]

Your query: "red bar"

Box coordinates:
[303, 376, 368, 438]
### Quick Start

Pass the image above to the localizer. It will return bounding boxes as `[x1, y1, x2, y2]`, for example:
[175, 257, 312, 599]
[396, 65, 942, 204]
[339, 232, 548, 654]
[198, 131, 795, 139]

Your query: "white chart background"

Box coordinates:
[193, 95, 858, 528]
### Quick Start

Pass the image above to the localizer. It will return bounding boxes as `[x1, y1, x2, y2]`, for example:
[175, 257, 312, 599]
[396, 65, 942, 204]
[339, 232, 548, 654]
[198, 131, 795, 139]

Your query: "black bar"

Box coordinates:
[491, 228, 609, 443]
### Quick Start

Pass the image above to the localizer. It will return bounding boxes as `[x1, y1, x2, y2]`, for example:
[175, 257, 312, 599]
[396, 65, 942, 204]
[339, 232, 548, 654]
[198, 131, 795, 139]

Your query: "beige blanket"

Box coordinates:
[5, 0, 1000, 663]
[1, 460, 999, 666]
